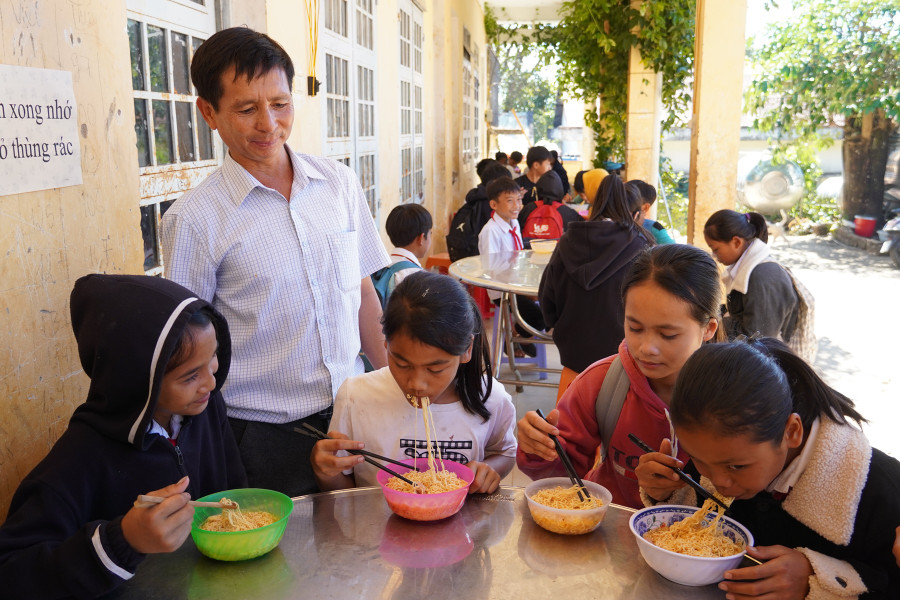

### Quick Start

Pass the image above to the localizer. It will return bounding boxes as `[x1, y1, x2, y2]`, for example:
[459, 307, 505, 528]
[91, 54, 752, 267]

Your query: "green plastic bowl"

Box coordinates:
[190, 488, 293, 561]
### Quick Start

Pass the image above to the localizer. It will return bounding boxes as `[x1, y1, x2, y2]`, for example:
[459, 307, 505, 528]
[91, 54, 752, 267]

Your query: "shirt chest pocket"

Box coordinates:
[327, 230, 360, 293]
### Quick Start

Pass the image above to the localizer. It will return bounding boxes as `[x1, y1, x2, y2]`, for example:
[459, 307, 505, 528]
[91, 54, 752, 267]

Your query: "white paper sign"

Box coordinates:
[0, 64, 83, 196]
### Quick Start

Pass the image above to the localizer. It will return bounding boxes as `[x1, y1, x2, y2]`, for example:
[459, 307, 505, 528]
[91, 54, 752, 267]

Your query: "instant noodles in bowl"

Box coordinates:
[376, 458, 474, 521]
[524, 477, 612, 535]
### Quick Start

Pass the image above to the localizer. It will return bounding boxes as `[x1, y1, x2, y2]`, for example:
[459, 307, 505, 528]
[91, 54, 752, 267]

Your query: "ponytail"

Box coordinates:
[704, 209, 768, 244]
[671, 337, 864, 443]
[590, 173, 655, 244]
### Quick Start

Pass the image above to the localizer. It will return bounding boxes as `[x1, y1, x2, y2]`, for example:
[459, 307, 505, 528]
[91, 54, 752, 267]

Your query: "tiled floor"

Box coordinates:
[486, 316, 563, 489]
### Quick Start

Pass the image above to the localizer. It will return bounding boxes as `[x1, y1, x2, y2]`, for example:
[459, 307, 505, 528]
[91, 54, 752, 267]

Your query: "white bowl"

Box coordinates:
[530, 239, 558, 254]
[629, 505, 753, 586]
[524, 477, 613, 535]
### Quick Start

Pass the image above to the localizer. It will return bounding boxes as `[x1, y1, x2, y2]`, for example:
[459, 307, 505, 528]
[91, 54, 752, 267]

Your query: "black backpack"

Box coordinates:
[446, 200, 492, 262]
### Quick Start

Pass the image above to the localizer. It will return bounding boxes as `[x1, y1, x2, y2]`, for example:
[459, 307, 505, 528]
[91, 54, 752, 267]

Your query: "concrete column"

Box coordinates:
[625, 0, 663, 189]
[687, 0, 747, 244]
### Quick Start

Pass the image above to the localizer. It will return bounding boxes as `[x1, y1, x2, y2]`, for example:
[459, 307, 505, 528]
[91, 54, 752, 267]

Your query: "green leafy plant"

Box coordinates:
[484, 1, 695, 166]
[745, 0, 900, 220]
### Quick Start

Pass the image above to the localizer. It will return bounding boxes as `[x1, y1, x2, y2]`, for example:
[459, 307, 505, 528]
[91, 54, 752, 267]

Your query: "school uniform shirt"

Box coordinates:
[517, 341, 692, 509]
[479, 213, 524, 301]
[722, 238, 799, 340]
[538, 221, 649, 372]
[332, 367, 517, 488]
[0, 275, 246, 599]
[389, 247, 423, 288]
[651, 418, 900, 599]
[161, 146, 390, 423]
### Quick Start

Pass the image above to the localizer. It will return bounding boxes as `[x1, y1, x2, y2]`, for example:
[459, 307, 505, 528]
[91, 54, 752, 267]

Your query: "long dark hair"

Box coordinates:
[621, 244, 725, 341]
[704, 209, 768, 244]
[382, 271, 492, 420]
[589, 173, 654, 243]
[670, 337, 865, 443]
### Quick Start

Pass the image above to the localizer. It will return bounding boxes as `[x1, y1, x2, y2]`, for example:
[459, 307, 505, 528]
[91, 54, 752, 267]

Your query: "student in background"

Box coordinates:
[0, 275, 246, 598]
[372, 203, 433, 304]
[507, 151, 523, 177]
[572, 170, 589, 203]
[549, 150, 571, 197]
[518, 171, 584, 244]
[629, 180, 675, 244]
[479, 177, 545, 356]
[311, 272, 517, 494]
[494, 151, 509, 167]
[446, 161, 513, 262]
[518, 244, 722, 508]
[581, 168, 610, 205]
[704, 209, 799, 340]
[538, 173, 653, 378]
[637, 338, 900, 598]
[515, 146, 552, 206]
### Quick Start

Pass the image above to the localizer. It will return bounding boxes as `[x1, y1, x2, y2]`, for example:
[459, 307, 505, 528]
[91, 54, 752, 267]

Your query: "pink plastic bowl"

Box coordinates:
[376, 458, 475, 521]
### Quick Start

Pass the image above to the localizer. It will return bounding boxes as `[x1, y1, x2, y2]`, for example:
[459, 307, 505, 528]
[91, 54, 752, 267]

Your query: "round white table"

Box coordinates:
[107, 486, 739, 599]
[449, 250, 559, 388]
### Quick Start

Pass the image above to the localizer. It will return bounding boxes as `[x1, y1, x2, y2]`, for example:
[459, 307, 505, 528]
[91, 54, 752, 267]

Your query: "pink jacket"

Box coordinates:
[516, 341, 691, 508]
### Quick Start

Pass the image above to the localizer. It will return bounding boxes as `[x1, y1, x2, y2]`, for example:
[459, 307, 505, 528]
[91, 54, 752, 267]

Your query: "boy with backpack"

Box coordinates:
[445, 161, 513, 262]
[371, 203, 433, 308]
[519, 171, 584, 245]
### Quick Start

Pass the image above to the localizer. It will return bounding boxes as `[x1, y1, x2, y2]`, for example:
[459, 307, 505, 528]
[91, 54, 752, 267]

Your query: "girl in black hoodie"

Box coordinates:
[0, 275, 246, 599]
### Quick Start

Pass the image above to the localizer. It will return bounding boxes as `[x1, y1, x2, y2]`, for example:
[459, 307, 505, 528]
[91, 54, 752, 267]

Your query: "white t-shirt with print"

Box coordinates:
[332, 367, 517, 487]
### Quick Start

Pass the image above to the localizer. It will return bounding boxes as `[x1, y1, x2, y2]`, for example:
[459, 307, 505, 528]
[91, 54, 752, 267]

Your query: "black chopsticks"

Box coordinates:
[627, 433, 730, 513]
[536, 409, 591, 501]
[294, 423, 420, 487]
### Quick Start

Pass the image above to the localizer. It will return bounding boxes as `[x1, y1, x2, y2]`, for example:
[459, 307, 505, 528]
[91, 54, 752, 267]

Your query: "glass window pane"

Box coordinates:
[171, 32, 190, 95]
[127, 20, 145, 91]
[152, 100, 173, 165]
[159, 200, 174, 216]
[133, 99, 150, 167]
[147, 25, 169, 93]
[196, 105, 213, 160]
[140, 205, 159, 271]
[175, 102, 195, 162]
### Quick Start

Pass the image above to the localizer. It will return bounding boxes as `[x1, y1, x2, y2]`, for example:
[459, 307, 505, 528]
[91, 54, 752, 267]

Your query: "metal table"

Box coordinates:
[449, 250, 559, 389]
[109, 486, 734, 599]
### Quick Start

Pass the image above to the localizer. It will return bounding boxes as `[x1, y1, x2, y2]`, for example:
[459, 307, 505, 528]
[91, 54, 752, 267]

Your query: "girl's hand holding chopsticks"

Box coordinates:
[633, 438, 687, 502]
[310, 431, 366, 481]
[515, 409, 562, 462]
[122, 476, 194, 554]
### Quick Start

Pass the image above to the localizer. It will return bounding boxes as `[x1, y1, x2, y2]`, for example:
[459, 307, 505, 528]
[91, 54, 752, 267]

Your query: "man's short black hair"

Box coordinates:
[385, 203, 433, 247]
[525, 146, 551, 169]
[495, 151, 508, 162]
[509, 151, 523, 163]
[480, 162, 512, 185]
[487, 177, 521, 201]
[191, 27, 294, 110]
[629, 179, 658, 206]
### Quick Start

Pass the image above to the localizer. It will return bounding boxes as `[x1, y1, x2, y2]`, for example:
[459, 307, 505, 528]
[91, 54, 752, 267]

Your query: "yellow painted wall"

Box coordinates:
[0, 1, 144, 517]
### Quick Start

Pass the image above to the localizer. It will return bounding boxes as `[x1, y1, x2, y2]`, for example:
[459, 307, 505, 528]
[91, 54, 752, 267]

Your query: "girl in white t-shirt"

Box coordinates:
[311, 271, 517, 494]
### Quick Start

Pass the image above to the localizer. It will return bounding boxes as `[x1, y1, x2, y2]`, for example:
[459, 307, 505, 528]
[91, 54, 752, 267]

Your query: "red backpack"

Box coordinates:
[523, 200, 565, 240]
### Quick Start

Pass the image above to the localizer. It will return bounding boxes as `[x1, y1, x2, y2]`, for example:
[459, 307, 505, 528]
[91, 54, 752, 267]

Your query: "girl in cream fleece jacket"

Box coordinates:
[637, 338, 900, 599]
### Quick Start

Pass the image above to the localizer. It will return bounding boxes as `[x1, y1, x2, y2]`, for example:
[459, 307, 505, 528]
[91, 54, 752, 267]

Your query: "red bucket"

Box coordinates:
[854, 216, 877, 238]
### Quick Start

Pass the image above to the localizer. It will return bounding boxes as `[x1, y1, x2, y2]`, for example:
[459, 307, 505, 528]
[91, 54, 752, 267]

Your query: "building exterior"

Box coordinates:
[0, 0, 490, 517]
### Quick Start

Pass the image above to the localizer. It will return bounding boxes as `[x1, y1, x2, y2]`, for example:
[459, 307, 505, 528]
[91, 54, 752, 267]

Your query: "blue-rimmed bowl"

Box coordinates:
[629, 504, 753, 586]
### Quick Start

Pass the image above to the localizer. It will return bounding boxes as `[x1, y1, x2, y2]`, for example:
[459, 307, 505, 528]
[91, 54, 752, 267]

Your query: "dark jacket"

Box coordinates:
[551, 161, 571, 194]
[0, 275, 246, 599]
[539, 220, 650, 372]
[515, 173, 539, 205]
[725, 261, 799, 340]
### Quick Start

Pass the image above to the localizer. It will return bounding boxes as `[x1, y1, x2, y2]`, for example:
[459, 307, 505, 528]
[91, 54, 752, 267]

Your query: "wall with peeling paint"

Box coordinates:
[0, 1, 144, 517]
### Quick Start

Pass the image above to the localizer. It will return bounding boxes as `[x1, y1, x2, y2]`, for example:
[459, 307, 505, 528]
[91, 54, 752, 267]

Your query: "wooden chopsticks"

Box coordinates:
[627, 433, 730, 513]
[536, 409, 591, 501]
[134, 495, 237, 509]
[294, 423, 420, 488]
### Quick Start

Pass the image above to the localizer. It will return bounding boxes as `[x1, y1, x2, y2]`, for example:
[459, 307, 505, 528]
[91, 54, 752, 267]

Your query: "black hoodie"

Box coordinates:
[0, 275, 246, 599]
[538, 221, 650, 372]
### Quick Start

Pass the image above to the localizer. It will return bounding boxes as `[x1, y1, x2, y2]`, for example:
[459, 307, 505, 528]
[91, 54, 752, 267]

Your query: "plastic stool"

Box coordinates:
[467, 284, 495, 320]
[492, 312, 548, 379]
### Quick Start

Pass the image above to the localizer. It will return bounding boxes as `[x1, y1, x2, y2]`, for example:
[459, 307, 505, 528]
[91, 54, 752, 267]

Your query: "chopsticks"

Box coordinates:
[294, 423, 420, 488]
[134, 495, 237, 509]
[536, 409, 591, 501]
[627, 433, 730, 513]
